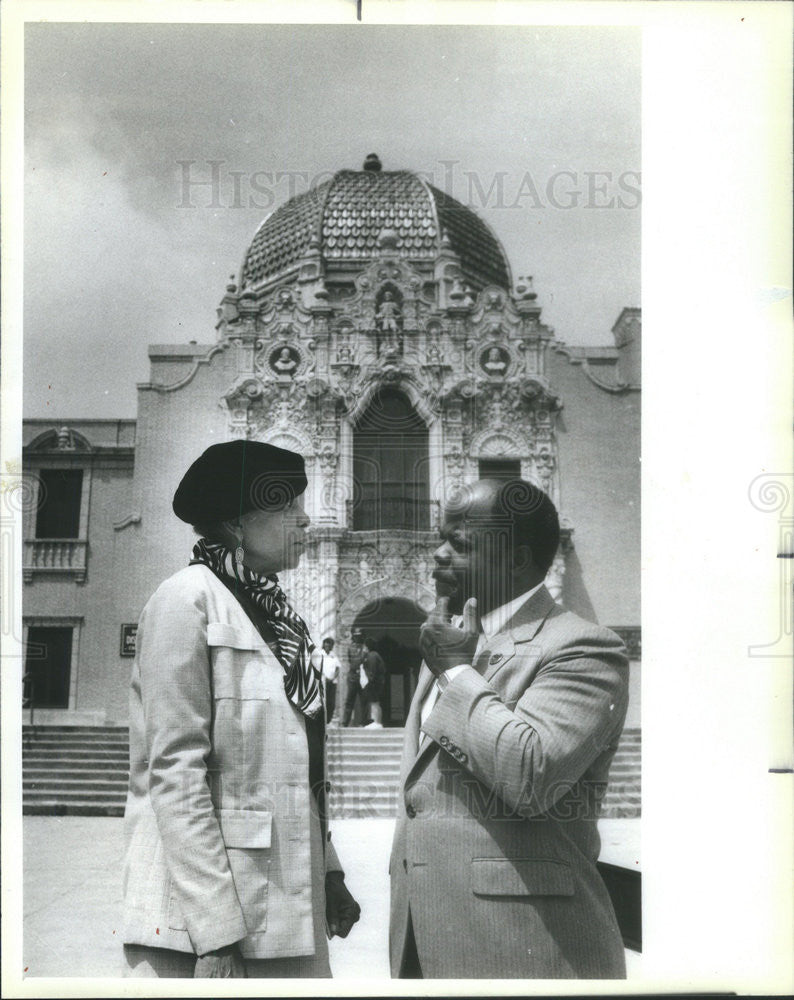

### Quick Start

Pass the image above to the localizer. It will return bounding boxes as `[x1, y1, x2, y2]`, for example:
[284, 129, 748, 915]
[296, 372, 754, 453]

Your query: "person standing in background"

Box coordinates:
[341, 632, 366, 727]
[360, 637, 386, 729]
[316, 637, 341, 725]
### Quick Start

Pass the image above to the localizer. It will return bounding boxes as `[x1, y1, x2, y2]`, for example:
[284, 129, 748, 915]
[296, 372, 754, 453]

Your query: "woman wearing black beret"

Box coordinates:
[122, 440, 360, 977]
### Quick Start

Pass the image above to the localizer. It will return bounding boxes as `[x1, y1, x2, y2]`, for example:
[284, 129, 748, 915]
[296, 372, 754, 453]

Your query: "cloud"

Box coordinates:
[23, 22, 640, 418]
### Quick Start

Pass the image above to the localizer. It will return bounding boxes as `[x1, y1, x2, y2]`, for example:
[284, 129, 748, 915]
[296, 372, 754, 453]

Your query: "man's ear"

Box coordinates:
[513, 542, 534, 577]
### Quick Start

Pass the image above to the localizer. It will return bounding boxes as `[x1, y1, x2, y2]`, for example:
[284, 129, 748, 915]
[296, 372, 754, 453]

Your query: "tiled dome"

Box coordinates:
[241, 158, 510, 291]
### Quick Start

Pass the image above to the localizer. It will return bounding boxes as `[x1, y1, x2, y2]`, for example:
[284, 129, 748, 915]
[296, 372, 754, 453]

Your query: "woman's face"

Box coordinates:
[237, 494, 310, 574]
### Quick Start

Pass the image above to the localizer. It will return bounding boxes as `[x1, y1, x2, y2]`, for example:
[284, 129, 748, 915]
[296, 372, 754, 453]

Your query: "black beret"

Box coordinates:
[173, 440, 307, 524]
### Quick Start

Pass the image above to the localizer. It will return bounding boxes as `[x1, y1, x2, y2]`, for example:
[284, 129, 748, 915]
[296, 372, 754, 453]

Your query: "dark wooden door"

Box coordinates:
[24, 626, 73, 708]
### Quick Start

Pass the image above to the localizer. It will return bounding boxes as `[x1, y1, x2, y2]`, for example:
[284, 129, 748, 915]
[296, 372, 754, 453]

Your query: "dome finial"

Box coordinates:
[515, 275, 537, 301]
[363, 153, 382, 172]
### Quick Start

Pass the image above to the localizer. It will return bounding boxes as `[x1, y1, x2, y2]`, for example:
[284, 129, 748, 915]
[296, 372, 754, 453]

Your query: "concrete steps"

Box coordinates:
[23, 726, 129, 816]
[22, 725, 641, 820]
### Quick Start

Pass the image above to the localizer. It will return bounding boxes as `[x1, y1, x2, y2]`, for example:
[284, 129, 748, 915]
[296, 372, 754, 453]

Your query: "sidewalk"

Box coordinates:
[21, 815, 640, 980]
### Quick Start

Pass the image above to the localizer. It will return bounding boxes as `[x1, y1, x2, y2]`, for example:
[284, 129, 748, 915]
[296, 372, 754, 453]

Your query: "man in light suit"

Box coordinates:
[389, 478, 629, 979]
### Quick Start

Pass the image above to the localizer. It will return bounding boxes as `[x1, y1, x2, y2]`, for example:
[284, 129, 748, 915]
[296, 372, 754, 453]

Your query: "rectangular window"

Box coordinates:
[478, 458, 521, 482]
[35, 469, 83, 539]
[24, 626, 73, 708]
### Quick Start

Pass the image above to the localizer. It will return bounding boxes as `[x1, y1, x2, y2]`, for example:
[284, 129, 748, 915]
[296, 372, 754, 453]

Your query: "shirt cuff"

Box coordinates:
[446, 664, 470, 680]
[436, 664, 469, 689]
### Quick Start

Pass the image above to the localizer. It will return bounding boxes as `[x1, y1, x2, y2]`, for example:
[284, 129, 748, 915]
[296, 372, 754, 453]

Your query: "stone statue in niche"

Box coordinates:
[376, 291, 402, 333]
[426, 340, 442, 364]
[270, 345, 299, 376]
[481, 346, 509, 376]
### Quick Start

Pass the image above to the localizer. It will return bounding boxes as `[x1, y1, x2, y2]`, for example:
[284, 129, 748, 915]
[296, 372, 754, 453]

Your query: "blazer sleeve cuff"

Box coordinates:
[188, 906, 248, 957]
[325, 836, 343, 874]
[422, 666, 493, 746]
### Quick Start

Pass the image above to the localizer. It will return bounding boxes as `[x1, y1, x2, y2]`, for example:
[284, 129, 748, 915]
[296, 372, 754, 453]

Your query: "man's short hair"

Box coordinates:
[322, 637, 334, 646]
[492, 479, 560, 574]
[445, 478, 560, 576]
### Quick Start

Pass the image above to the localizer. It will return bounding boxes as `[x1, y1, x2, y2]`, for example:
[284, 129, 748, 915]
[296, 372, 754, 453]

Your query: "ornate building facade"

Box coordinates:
[22, 156, 640, 727]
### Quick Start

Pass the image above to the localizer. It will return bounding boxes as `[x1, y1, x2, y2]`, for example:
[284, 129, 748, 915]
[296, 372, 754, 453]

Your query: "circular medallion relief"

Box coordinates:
[269, 345, 300, 377]
[480, 345, 510, 377]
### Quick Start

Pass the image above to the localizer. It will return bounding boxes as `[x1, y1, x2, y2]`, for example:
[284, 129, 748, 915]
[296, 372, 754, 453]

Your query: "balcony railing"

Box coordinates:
[347, 498, 440, 533]
[24, 539, 88, 583]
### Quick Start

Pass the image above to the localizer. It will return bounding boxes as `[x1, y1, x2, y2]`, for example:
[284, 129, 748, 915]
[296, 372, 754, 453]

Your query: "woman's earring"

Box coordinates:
[235, 544, 245, 569]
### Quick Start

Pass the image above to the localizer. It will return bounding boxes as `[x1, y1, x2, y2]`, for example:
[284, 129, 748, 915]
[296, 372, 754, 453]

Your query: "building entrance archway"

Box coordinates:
[352, 596, 426, 726]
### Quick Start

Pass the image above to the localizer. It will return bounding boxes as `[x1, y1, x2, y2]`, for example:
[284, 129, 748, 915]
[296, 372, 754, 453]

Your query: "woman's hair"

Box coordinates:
[192, 521, 235, 547]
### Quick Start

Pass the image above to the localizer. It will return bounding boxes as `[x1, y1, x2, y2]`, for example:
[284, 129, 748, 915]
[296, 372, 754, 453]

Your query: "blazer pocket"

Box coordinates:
[208, 623, 273, 701]
[167, 885, 188, 931]
[220, 809, 272, 933]
[471, 858, 574, 897]
[166, 810, 273, 932]
[207, 622, 265, 651]
[217, 807, 272, 848]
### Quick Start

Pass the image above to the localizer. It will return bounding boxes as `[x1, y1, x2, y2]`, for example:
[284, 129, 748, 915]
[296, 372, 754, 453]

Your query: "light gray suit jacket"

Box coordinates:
[122, 564, 341, 959]
[389, 586, 629, 979]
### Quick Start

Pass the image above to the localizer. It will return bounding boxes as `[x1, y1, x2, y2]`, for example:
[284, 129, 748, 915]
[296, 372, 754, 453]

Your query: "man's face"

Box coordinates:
[431, 508, 513, 617]
[322, 639, 334, 652]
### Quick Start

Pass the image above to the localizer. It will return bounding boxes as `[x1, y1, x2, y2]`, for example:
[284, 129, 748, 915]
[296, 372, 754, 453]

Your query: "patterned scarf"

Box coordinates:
[191, 537, 323, 719]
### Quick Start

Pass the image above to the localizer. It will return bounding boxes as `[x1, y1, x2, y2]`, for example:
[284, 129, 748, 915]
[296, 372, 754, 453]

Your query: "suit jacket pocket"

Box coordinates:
[209, 623, 274, 701]
[207, 622, 265, 650]
[166, 809, 273, 932]
[471, 858, 574, 897]
[167, 884, 188, 930]
[221, 808, 272, 933]
[217, 807, 272, 848]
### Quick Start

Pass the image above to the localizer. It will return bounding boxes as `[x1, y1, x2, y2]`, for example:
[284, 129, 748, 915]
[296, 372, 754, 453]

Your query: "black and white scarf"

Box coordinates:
[191, 537, 323, 719]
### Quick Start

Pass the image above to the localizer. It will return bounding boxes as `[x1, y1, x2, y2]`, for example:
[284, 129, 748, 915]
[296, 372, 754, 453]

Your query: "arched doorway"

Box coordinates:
[352, 596, 426, 726]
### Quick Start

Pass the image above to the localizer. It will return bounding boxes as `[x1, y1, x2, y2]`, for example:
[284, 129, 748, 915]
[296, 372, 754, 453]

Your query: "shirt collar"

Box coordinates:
[480, 581, 546, 638]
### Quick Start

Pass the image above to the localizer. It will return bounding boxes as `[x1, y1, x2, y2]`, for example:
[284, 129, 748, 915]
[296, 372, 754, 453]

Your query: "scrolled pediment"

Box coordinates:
[469, 427, 531, 458]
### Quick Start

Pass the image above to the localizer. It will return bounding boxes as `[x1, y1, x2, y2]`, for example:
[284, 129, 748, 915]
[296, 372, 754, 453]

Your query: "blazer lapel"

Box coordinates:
[400, 588, 557, 788]
[400, 663, 440, 787]
[480, 585, 557, 683]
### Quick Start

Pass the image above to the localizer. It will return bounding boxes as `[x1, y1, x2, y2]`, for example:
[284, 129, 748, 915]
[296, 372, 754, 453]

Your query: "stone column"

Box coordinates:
[314, 529, 342, 722]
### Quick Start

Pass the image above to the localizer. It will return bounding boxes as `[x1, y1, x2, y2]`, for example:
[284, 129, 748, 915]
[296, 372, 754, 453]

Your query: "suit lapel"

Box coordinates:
[400, 587, 557, 789]
[480, 585, 557, 683]
[400, 664, 439, 787]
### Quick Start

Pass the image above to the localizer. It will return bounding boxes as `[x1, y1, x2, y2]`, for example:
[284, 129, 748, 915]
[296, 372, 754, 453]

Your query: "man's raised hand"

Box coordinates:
[420, 596, 479, 677]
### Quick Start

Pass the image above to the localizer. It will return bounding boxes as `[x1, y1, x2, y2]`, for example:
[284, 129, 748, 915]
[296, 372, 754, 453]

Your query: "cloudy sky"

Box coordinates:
[24, 22, 640, 418]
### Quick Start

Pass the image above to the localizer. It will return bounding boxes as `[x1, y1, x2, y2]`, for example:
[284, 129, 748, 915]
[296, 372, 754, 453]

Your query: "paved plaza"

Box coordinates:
[20, 815, 640, 982]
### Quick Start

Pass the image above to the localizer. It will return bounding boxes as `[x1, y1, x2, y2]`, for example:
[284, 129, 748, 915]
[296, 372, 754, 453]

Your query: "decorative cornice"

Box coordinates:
[580, 360, 633, 394]
[113, 513, 142, 531]
[138, 343, 227, 394]
[26, 427, 94, 453]
[552, 343, 638, 394]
